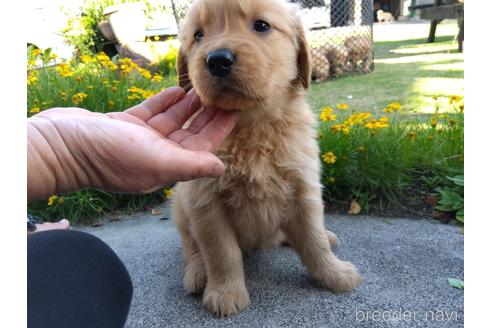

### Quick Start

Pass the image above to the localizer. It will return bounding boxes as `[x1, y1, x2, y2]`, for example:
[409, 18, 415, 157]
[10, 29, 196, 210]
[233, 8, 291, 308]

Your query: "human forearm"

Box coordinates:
[27, 118, 90, 202]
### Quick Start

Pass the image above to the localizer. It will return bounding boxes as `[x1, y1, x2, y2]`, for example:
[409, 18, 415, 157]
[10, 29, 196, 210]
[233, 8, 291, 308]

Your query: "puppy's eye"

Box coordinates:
[253, 20, 270, 33]
[194, 30, 204, 43]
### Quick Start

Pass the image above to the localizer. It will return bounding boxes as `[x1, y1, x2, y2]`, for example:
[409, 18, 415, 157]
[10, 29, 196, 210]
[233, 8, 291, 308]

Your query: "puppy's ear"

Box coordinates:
[177, 48, 192, 92]
[294, 19, 311, 90]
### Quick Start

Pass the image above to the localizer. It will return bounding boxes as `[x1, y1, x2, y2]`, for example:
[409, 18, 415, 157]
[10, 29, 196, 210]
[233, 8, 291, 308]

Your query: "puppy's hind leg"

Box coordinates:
[172, 198, 207, 294]
[283, 185, 361, 293]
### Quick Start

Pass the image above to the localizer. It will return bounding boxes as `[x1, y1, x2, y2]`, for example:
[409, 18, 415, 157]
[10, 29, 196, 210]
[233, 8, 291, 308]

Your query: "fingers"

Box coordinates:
[191, 110, 240, 151]
[143, 147, 225, 192]
[167, 109, 239, 152]
[147, 88, 203, 136]
[105, 112, 149, 129]
[125, 86, 185, 122]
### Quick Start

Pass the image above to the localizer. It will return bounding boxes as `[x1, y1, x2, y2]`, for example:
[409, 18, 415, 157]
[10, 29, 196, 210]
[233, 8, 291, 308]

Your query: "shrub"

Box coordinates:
[435, 175, 464, 222]
[27, 47, 177, 223]
[62, 0, 116, 56]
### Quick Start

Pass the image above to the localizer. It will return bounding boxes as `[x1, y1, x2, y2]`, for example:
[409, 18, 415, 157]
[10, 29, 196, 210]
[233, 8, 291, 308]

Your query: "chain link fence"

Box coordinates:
[169, 0, 374, 83]
[296, 0, 374, 82]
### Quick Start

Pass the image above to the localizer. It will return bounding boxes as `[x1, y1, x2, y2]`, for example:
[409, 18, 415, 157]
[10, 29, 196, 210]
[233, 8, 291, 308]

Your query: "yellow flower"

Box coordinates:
[164, 188, 173, 199]
[154, 35, 160, 41]
[27, 71, 39, 85]
[128, 94, 141, 101]
[431, 116, 437, 128]
[151, 74, 163, 82]
[449, 95, 462, 104]
[378, 116, 389, 127]
[320, 107, 336, 122]
[75, 76, 82, 82]
[330, 124, 350, 134]
[142, 90, 157, 99]
[50, 53, 58, 60]
[387, 101, 402, 111]
[322, 152, 337, 164]
[80, 55, 95, 64]
[96, 52, 110, 63]
[128, 86, 144, 94]
[72, 92, 88, 105]
[345, 112, 372, 126]
[56, 63, 74, 77]
[328, 177, 336, 184]
[59, 91, 67, 100]
[407, 130, 416, 140]
[32, 48, 42, 57]
[139, 68, 152, 79]
[336, 103, 349, 110]
[111, 86, 117, 93]
[28, 60, 36, 66]
[318, 132, 324, 139]
[57, 197, 65, 205]
[87, 85, 94, 90]
[358, 146, 365, 153]
[47, 195, 58, 206]
[108, 100, 114, 108]
[30, 107, 40, 113]
[383, 107, 394, 113]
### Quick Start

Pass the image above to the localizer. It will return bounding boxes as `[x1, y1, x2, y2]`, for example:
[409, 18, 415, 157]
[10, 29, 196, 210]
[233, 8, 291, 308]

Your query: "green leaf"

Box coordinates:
[447, 175, 464, 187]
[456, 208, 464, 222]
[448, 278, 464, 290]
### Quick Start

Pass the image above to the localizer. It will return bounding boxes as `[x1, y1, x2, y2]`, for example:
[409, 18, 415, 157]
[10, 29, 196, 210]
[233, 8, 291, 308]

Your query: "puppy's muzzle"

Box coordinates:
[206, 49, 235, 77]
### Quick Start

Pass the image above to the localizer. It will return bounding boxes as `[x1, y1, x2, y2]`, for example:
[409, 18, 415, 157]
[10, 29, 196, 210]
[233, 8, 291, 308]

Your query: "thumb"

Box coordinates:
[160, 148, 225, 183]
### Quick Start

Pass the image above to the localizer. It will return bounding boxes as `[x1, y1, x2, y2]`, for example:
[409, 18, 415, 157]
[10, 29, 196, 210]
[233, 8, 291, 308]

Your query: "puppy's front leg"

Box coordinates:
[284, 186, 362, 292]
[193, 207, 250, 317]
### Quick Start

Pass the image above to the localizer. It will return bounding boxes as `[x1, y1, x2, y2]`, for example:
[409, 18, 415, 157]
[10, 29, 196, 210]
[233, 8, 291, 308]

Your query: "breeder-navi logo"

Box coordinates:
[355, 307, 459, 323]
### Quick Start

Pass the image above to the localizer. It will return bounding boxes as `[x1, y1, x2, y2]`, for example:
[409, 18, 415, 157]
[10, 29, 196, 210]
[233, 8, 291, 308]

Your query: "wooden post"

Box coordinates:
[427, 0, 443, 43]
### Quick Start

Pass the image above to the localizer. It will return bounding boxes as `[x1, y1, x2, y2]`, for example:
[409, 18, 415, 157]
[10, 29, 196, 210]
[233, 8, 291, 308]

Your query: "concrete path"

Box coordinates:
[77, 204, 463, 328]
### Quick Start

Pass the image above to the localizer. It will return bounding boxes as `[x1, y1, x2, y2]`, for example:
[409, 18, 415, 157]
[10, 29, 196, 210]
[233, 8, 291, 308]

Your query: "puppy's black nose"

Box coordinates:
[206, 49, 235, 77]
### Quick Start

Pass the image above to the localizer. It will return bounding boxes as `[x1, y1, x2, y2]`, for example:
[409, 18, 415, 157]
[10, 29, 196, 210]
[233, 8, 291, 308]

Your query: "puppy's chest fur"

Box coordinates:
[186, 109, 316, 250]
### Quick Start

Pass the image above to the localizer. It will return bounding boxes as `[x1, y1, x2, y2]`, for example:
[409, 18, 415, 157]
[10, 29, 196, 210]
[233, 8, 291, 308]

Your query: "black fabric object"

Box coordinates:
[28, 230, 133, 328]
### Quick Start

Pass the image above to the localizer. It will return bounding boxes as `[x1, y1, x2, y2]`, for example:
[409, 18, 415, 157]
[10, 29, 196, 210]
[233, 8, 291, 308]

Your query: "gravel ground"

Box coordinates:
[77, 204, 463, 328]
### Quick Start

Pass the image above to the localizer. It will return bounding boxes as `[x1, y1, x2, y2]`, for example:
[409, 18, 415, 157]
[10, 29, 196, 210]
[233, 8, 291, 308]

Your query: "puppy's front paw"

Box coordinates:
[203, 284, 250, 318]
[316, 259, 362, 293]
[183, 262, 207, 294]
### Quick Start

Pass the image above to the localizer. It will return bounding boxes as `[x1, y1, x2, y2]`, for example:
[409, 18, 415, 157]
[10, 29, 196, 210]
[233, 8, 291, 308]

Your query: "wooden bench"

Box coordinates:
[409, 0, 464, 52]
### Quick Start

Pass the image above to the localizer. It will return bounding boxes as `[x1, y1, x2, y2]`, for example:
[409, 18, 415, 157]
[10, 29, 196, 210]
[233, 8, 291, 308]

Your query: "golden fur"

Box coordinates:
[311, 46, 330, 82]
[344, 35, 373, 73]
[324, 44, 349, 78]
[172, 0, 361, 317]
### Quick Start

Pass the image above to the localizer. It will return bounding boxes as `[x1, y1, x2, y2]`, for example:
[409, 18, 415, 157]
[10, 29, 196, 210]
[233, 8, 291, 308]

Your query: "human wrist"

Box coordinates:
[27, 117, 90, 202]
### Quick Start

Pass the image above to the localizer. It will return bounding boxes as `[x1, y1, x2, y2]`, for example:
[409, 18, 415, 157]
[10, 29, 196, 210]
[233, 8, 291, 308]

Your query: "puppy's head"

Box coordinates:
[177, 0, 310, 111]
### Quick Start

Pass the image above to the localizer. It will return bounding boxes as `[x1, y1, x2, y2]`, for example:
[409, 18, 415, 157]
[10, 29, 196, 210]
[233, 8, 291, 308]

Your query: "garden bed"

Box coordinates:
[27, 21, 464, 225]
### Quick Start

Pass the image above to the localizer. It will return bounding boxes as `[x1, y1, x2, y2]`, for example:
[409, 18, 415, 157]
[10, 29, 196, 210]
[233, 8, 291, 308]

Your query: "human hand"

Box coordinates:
[27, 87, 239, 201]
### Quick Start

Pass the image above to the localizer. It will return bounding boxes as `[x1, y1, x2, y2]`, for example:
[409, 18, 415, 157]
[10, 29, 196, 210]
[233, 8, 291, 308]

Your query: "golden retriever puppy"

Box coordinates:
[344, 35, 373, 73]
[311, 46, 330, 82]
[172, 0, 362, 317]
[325, 44, 349, 78]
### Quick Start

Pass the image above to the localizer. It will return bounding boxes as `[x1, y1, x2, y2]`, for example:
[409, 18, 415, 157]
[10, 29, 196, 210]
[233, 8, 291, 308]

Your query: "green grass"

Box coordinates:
[312, 21, 464, 216]
[309, 20, 464, 116]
